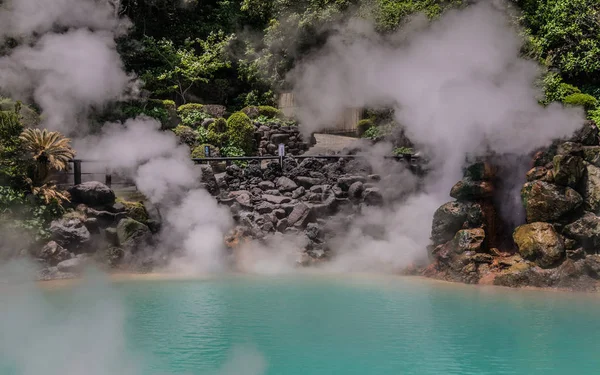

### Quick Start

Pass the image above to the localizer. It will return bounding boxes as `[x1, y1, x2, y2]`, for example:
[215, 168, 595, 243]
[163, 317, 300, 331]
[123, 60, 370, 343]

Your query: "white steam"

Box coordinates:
[290, 0, 585, 271]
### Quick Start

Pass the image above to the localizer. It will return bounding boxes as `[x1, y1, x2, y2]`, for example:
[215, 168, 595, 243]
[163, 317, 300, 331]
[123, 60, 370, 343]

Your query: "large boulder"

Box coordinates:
[116, 218, 152, 253]
[68, 181, 116, 207]
[38, 241, 71, 265]
[431, 202, 468, 245]
[451, 228, 486, 253]
[287, 202, 314, 228]
[449, 179, 493, 201]
[563, 212, 600, 252]
[49, 218, 91, 249]
[570, 120, 599, 146]
[56, 257, 86, 273]
[276, 176, 298, 192]
[583, 146, 600, 167]
[463, 161, 496, 181]
[552, 154, 584, 187]
[583, 164, 600, 213]
[521, 181, 582, 222]
[513, 222, 565, 268]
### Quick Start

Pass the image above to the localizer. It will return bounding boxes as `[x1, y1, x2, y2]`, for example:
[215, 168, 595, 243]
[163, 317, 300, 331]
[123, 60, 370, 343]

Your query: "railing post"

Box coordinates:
[105, 170, 112, 188]
[73, 160, 82, 185]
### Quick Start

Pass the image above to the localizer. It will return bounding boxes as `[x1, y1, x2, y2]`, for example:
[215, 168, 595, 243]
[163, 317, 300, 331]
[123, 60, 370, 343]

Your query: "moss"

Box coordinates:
[563, 93, 598, 110]
[162, 100, 176, 110]
[117, 198, 149, 224]
[226, 112, 255, 154]
[191, 144, 219, 158]
[357, 119, 374, 136]
[258, 106, 282, 118]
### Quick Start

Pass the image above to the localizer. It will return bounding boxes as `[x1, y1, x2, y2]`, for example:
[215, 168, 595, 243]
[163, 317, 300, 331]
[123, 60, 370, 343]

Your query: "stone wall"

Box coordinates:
[255, 123, 311, 156]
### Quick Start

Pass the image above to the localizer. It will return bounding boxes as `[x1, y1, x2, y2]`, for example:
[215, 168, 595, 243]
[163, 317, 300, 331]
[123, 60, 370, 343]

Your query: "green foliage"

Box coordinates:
[258, 106, 282, 118]
[178, 104, 211, 127]
[563, 93, 598, 110]
[361, 123, 394, 141]
[393, 146, 414, 155]
[138, 31, 234, 103]
[0, 110, 27, 188]
[177, 103, 204, 115]
[220, 145, 247, 167]
[119, 101, 170, 125]
[117, 198, 150, 224]
[519, 0, 600, 85]
[191, 144, 220, 158]
[542, 72, 582, 103]
[207, 118, 230, 147]
[226, 112, 256, 154]
[357, 119, 375, 136]
[589, 108, 600, 125]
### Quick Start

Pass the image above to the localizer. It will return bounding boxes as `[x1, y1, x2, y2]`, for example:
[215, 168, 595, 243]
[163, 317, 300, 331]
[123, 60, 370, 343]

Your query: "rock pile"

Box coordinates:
[255, 122, 311, 156]
[426, 120, 600, 291]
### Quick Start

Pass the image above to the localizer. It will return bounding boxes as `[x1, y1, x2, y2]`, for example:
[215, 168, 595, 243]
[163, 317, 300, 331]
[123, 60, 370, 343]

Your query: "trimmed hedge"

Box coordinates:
[226, 112, 255, 154]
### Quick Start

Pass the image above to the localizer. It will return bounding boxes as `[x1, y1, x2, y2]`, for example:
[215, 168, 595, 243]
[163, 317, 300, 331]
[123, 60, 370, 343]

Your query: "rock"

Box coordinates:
[273, 209, 286, 220]
[295, 176, 321, 188]
[256, 202, 275, 214]
[291, 187, 305, 199]
[556, 141, 583, 156]
[583, 146, 600, 167]
[287, 202, 313, 228]
[570, 120, 599, 146]
[57, 257, 85, 273]
[38, 241, 71, 265]
[521, 181, 582, 222]
[348, 181, 364, 200]
[309, 185, 326, 194]
[266, 143, 278, 154]
[263, 162, 282, 180]
[563, 212, 600, 252]
[199, 164, 220, 196]
[229, 191, 253, 209]
[363, 187, 384, 206]
[450, 179, 493, 200]
[258, 181, 275, 190]
[584, 164, 600, 213]
[431, 202, 468, 245]
[513, 222, 565, 268]
[493, 262, 547, 288]
[276, 176, 297, 192]
[276, 219, 289, 232]
[50, 218, 91, 249]
[526, 166, 552, 182]
[116, 218, 152, 252]
[226, 164, 244, 178]
[305, 223, 321, 241]
[337, 175, 366, 190]
[463, 161, 495, 181]
[68, 181, 116, 207]
[552, 154, 584, 187]
[567, 248, 586, 260]
[262, 194, 291, 204]
[271, 133, 290, 144]
[451, 228, 486, 253]
[584, 255, 600, 277]
[105, 227, 119, 245]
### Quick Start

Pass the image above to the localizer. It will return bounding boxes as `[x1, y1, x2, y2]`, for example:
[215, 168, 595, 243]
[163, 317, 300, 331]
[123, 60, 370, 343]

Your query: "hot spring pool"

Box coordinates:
[2, 274, 600, 375]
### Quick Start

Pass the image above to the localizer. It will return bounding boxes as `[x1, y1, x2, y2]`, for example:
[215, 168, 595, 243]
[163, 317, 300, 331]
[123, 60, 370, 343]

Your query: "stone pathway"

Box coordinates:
[303, 133, 361, 156]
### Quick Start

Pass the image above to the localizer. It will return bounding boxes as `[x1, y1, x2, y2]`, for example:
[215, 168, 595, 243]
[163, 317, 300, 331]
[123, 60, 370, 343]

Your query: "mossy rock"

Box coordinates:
[583, 164, 600, 213]
[116, 217, 150, 245]
[451, 228, 486, 253]
[117, 199, 149, 224]
[172, 125, 199, 148]
[513, 222, 564, 268]
[431, 201, 468, 245]
[552, 154, 584, 187]
[449, 179, 493, 201]
[521, 181, 582, 223]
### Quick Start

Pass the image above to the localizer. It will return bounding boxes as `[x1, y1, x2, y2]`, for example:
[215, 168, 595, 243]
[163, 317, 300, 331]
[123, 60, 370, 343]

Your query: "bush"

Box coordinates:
[589, 109, 600, 126]
[192, 144, 219, 158]
[117, 199, 149, 224]
[207, 118, 229, 147]
[241, 106, 260, 119]
[357, 119, 375, 136]
[362, 123, 394, 141]
[177, 103, 204, 116]
[393, 147, 414, 155]
[172, 125, 199, 148]
[563, 93, 598, 110]
[258, 106, 282, 118]
[220, 145, 247, 167]
[227, 112, 255, 154]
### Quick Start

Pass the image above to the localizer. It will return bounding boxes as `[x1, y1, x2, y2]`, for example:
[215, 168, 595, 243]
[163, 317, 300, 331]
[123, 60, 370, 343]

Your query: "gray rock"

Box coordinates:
[258, 181, 275, 190]
[431, 201, 469, 245]
[292, 186, 305, 199]
[309, 185, 326, 194]
[514, 222, 565, 268]
[264, 189, 282, 196]
[271, 133, 290, 144]
[564, 212, 600, 252]
[273, 209, 287, 219]
[57, 257, 85, 273]
[262, 194, 291, 204]
[348, 181, 364, 200]
[276, 219, 289, 232]
[287, 202, 314, 228]
[50, 218, 91, 248]
[584, 164, 600, 213]
[256, 202, 275, 214]
[363, 187, 384, 206]
[337, 175, 366, 190]
[38, 241, 71, 265]
[199, 164, 220, 196]
[116, 218, 152, 253]
[229, 191, 253, 209]
[276, 176, 297, 192]
[296, 176, 321, 188]
[521, 181, 583, 222]
[68, 181, 116, 207]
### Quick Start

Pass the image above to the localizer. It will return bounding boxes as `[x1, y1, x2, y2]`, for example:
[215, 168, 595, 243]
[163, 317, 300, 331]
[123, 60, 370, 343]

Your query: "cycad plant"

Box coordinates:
[19, 128, 76, 203]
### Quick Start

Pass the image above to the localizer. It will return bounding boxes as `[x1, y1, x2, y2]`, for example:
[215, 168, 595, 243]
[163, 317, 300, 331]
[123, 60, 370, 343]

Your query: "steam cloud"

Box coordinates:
[289, 0, 585, 271]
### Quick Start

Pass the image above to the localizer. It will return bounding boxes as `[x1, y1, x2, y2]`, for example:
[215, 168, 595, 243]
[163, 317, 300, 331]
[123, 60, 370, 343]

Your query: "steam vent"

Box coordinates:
[425, 121, 600, 291]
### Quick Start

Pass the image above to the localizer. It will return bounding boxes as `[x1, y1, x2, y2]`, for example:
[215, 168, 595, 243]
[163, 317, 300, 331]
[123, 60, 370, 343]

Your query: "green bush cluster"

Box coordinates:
[563, 93, 598, 110]
[357, 119, 375, 136]
[257, 106, 282, 118]
[393, 147, 414, 155]
[177, 103, 204, 115]
[226, 112, 255, 154]
[220, 145, 247, 167]
[207, 118, 229, 146]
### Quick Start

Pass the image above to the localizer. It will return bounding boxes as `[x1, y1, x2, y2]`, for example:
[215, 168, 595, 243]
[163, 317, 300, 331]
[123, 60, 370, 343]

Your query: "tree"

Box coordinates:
[139, 31, 234, 103]
[0, 109, 26, 188]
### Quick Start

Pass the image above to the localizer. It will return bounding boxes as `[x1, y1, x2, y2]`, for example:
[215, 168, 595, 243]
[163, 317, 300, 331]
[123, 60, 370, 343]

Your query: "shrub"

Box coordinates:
[180, 109, 210, 127]
[177, 103, 204, 116]
[207, 118, 229, 147]
[191, 144, 219, 158]
[589, 109, 600, 126]
[117, 198, 149, 224]
[258, 106, 282, 118]
[563, 93, 598, 110]
[357, 119, 375, 136]
[162, 100, 176, 110]
[362, 123, 394, 141]
[241, 106, 260, 119]
[196, 126, 209, 144]
[220, 145, 247, 167]
[172, 125, 198, 148]
[226, 112, 255, 154]
[393, 147, 414, 155]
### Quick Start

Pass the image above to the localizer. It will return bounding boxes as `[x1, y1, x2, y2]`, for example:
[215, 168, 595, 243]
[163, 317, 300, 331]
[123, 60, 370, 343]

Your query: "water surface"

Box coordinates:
[2, 274, 600, 375]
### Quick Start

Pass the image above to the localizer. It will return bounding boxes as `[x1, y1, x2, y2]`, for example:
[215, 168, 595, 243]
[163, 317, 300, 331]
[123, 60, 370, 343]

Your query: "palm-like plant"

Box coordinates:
[19, 128, 75, 204]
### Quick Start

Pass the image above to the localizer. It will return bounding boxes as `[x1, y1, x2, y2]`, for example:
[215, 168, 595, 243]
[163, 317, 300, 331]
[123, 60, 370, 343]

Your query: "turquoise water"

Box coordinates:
[2, 274, 600, 375]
